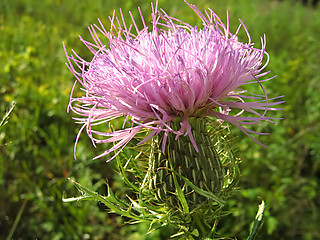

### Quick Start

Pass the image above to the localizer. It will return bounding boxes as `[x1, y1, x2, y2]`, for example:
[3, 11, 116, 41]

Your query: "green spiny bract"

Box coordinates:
[147, 118, 239, 226]
[150, 118, 224, 208]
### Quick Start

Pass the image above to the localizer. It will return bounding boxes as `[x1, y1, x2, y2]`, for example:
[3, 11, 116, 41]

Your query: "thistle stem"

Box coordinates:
[193, 213, 211, 239]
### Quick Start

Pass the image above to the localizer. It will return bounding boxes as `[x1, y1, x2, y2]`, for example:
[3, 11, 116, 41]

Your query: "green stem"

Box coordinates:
[6, 198, 28, 240]
[194, 213, 208, 238]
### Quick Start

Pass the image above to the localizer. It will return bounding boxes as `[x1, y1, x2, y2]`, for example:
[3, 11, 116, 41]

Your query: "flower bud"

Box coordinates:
[149, 118, 225, 210]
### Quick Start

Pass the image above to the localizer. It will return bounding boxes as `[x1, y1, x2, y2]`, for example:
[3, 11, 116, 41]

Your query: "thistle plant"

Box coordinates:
[63, 1, 283, 239]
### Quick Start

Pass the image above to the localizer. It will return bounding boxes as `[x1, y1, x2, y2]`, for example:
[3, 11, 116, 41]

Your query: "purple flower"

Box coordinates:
[64, 1, 283, 160]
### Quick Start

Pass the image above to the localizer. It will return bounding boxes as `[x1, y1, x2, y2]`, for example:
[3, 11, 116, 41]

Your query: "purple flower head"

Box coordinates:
[64, 1, 283, 161]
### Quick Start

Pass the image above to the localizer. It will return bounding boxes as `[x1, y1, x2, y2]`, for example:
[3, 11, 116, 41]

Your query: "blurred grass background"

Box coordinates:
[1, 0, 320, 239]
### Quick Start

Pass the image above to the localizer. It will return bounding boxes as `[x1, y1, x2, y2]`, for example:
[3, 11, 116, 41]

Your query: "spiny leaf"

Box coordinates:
[62, 195, 94, 202]
[66, 178, 150, 222]
[246, 200, 265, 240]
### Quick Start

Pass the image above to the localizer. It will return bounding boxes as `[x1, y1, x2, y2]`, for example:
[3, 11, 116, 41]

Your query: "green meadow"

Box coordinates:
[1, 0, 320, 239]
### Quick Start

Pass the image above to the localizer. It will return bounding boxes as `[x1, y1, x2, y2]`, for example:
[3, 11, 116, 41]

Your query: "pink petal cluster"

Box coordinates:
[64, 1, 283, 160]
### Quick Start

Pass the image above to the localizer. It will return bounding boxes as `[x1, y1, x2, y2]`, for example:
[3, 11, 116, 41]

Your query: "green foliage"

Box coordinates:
[1, 0, 319, 239]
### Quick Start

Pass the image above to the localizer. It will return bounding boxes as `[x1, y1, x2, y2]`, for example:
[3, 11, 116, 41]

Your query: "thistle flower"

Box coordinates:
[64, 1, 283, 161]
